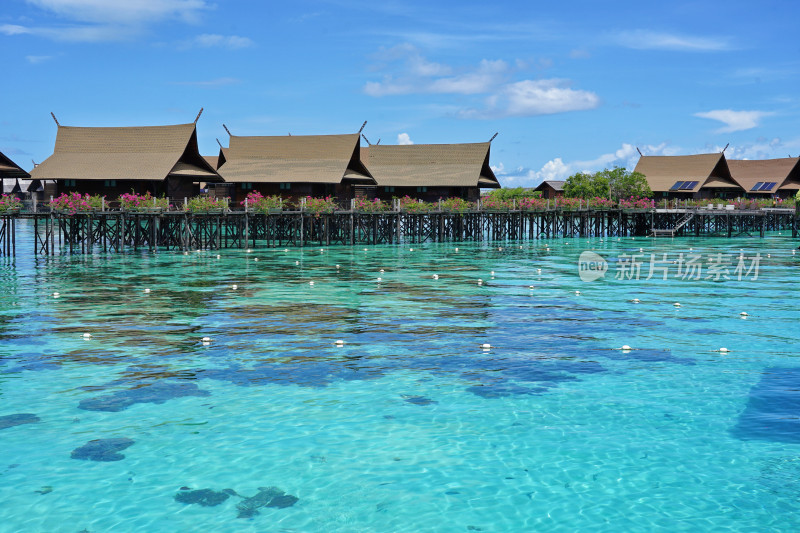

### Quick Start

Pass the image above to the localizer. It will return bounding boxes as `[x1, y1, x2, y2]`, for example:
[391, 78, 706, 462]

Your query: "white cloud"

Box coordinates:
[614, 30, 733, 51]
[694, 109, 774, 133]
[364, 45, 509, 97]
[461, 79, 600, 119]
[26, 0, 208, 24]
[182, 34, 254, 49]
[397, 133, 413, 145]
[364, 45, 599, 120]
[25, 54, 53, 64]
[4, 0, 211, 42]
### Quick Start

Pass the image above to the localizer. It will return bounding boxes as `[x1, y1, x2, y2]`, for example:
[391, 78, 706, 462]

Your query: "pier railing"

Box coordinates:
[0, 207, 796, 256]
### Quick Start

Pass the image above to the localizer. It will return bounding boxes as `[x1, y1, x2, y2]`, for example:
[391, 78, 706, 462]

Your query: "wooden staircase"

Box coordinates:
[651, 211, 695, 237]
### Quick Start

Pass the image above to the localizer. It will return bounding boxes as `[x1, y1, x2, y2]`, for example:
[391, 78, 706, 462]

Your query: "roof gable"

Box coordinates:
[361, 142, 499, 188]
[0, 151, 30, 180]
[727, 158, 800, 193]
[30, 123, 221, 182]
[218, 133, 373, 184]
[634, 153, 738, 192]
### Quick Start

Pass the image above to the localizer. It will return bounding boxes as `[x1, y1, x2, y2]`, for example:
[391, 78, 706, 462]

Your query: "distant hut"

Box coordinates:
[30, 122, 221, 200]
[360, 143, 500, 202]
[533, 180, 564, 199]
[215, 133, 374, 203]
[633, 153, 741, 199]
[727, 158, 800, 199]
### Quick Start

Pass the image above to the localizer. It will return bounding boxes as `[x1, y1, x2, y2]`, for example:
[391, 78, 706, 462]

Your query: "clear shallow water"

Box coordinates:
[1, 222, 799, 532]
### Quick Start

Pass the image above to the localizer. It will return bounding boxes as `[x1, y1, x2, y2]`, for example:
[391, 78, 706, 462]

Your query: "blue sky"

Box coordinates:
[2, 0, 798, 187]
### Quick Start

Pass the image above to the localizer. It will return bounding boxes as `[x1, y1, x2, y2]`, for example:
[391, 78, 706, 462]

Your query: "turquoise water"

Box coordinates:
[1, 221, 799, 532]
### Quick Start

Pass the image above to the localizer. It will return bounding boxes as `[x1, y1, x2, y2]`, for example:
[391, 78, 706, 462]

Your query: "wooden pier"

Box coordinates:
[0, 207, 796, 256]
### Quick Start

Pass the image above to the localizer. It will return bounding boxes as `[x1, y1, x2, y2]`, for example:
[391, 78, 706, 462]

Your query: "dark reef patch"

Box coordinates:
[174, 488, 234, 507]
[732, 367, 800, 443]
[71, 438, 135, 461]
[78, 381, 210, 412]
[0, 413, 40, 430]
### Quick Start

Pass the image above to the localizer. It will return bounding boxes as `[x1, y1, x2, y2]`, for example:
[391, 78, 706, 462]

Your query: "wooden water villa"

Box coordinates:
[0, 204, 796, 256]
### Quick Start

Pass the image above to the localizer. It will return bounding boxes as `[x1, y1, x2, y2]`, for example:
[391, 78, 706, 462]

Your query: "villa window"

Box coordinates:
[242, 182, 253, 191]
[416, 186, 427, 193]
[384, 186, 395, 193]
[104, 180, 116, 187]
[280, 183, 291, 190]
[65, 179, 76, 187]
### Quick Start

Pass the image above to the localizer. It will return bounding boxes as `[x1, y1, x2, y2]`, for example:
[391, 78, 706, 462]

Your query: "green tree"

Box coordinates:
[563, 171, 609, 198]
[486, 187, 541, 200]
[602, 167, 652, 199]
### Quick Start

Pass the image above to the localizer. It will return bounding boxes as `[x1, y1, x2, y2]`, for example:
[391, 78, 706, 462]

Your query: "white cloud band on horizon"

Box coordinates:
[397, 133, 413, 145]
[2, 0, 213, 42]
[613, 30, 733, 51]
[694, 109, 774, 133]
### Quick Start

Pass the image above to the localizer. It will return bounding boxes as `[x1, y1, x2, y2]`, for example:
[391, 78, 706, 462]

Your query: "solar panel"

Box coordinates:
[751, 182, 764, 191]
[760, 182, 776, 191]
[680, 181, 698, 190]
[669, 181, 685, 191]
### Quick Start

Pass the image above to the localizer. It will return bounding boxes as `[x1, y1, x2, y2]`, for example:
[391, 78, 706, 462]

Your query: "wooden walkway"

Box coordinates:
[0, 207, 796, 255]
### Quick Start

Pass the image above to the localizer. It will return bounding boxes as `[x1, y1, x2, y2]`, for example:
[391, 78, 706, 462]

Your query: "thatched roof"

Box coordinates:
[727, 158, 800, 193]
[0, 151, 30, 180]
[361, 143, 500, 188]
[30, 123, 221, 182]
[217, 133, 374, 184]
[633, 153, 739, 192]
[534, 180, 564, 191]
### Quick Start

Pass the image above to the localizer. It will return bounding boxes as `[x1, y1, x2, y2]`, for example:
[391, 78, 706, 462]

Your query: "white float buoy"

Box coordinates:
[740, 312, 748, 316]
[232, 284, 238, 290]
[284, 248, 289, 252]
[52, 292, 60, 298]
[767, 254, 771, 258]
[144, 288, 151, 294]
[480, 343, 492, 349]
[380, 269, 385, 273]
[336, 264, 340, 269]
[409, 248, 414, 251]
[320, 248, 324, 252]
[575, 290, 580, 295]
[674, 302, 681, 307]
[216, 255, 221, 259]
[295, 261, 300, 265]
[201, 336, 212, 342]
[529, 285, 534, 289]
[254, 258, 258, 262]
[639, 248, 643, 253]
[433, 274, 439, 280]
[621, 345, 631, 351]
[364, 248, 368, 251]
[454, 247, 459, 252]
[377, 277, 382, 282]
[82, 333, 92, 339]
[498, 247, 503, 251]
[309, 281, 314, 286]
[334, 340, 345, 346]
[631, 298, 639, 303]
[183, 251, 188, 255]
[537, 268, 541, 273]
[719, 347, 730, 353]
[246, 249, 252, 253]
